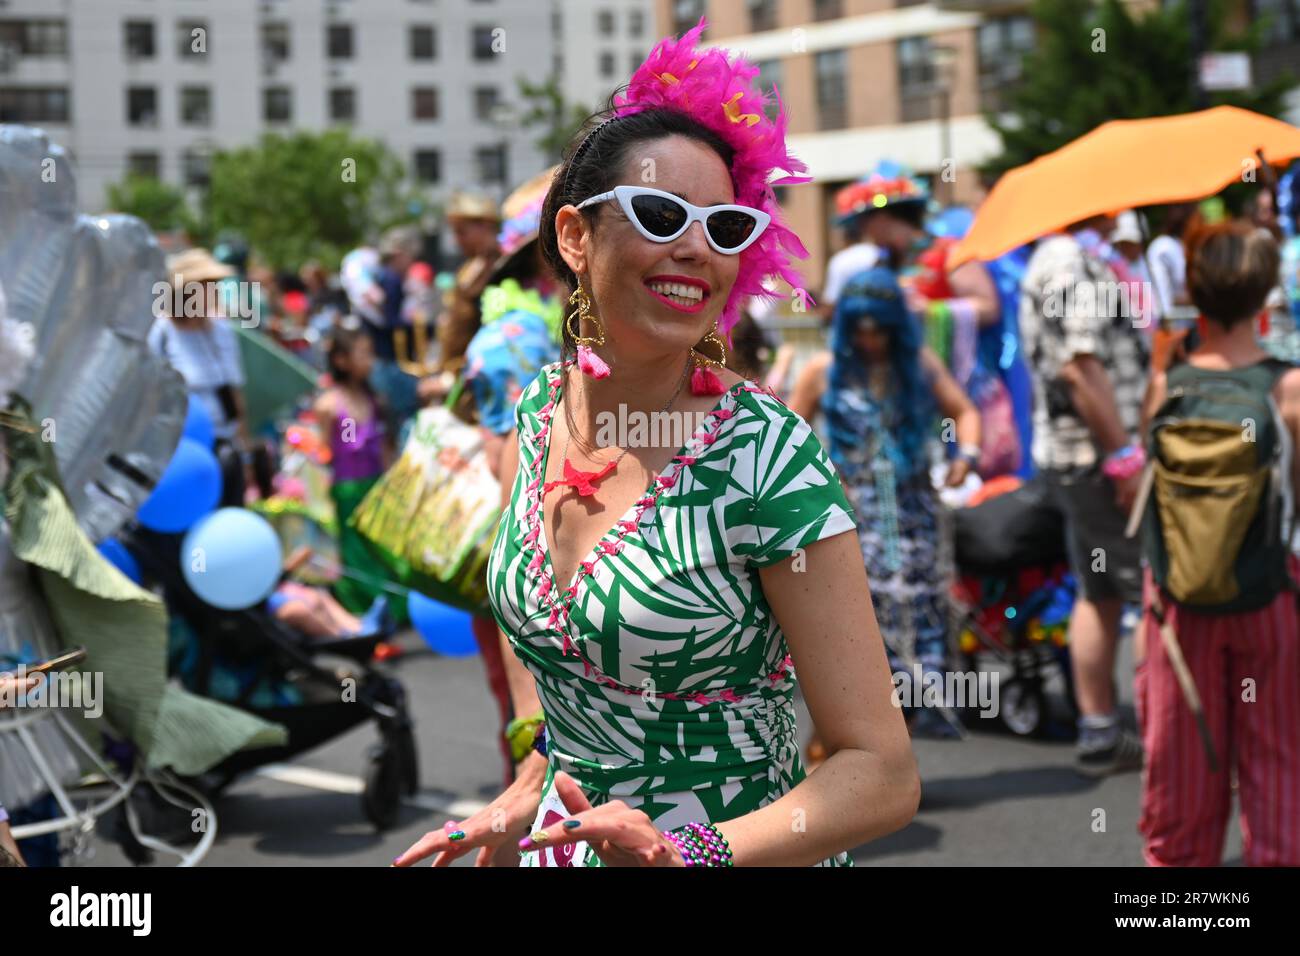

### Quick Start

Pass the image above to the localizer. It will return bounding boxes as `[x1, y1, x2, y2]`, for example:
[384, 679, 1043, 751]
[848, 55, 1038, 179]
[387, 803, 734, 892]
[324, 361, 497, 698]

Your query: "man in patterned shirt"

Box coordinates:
[1020, 216, 1150, 777]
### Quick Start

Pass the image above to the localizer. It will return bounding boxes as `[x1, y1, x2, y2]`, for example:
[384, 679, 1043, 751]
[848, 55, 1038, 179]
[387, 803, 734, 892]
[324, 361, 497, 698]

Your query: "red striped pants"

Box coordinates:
[1136, 557, 1300, 866]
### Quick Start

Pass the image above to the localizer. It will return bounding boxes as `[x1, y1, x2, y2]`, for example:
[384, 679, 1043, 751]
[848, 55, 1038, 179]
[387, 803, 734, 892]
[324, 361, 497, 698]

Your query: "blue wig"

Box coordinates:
[823, 266, 934, 475]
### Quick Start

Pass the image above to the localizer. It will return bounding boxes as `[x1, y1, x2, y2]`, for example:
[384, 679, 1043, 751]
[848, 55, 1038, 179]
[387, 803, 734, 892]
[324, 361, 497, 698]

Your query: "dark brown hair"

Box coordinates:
[538, 105, 736, 354]
[1186, 221, 1280, 327]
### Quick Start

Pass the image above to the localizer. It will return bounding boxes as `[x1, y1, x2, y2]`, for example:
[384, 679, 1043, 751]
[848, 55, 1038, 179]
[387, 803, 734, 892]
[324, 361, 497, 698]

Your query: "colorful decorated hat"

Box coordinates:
[588, 17, 812, 336]
[834, 160, 930, 227]
[490, 165, 560, 282]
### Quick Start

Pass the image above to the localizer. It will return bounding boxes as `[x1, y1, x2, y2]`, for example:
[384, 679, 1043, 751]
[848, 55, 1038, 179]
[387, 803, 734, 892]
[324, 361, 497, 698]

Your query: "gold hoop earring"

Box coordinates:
[569, 281, 611, 379]
[691, 324, 727, 369]
[690, 322, 728, 396]
[566, 284, 605, 347]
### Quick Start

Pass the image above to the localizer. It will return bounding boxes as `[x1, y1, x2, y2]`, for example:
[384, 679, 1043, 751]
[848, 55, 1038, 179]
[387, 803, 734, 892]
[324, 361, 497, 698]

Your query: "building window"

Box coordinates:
[409, 25, 436, 59]
[599, 51, 615, 77]
[126, 86, 157, 127]
[630, 51, 642, 75]
[0, 86, 70, 123]
[755, 59, 782, 119]
[472, 25, 497, 60]
[262, 22, 290, 63]
[897, 35, 936, 121]
[473, 86, 500, 121]
[412, 86, 439, 121]
[177, 20, 207, 59]
[747, 0, 777, 32]
[330, 87, 356, 122]
[813, 0, 843, 21]
[0, 19, 69, 57]
[672, 0, 705, 36]
[476, 145, 506, 184]
[182, 150, 211, 188]
[124, 20, 155, 59]
[263, 86, 292, 123]
[180, 86, 211, 126]
[978, 15, 1034, 111]
[1258, 0, 1300, 42]
[597, 10, 615, 36]
[629, 10, 644, 37]
[127, 152, 161, 179]
[814, 49, 847, 131]
[414, 149, 441, 184]
[328, 24, 354, 59]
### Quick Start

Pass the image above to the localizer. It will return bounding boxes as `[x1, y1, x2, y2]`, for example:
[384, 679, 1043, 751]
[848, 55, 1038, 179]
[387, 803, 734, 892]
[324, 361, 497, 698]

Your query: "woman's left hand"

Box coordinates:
[517, 772, 685, 867]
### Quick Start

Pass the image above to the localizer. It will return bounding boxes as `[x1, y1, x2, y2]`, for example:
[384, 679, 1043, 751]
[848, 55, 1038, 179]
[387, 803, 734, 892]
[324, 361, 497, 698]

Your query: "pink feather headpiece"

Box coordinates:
[608, 17, 812, 336]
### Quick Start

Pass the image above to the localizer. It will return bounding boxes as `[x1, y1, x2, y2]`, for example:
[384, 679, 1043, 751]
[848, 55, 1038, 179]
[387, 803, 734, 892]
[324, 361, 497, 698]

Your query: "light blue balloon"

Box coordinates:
[97, 538, 142, 585]
[137, 437, 222, 533]
[181, 508, 282, 610]
[182, 394, 216, 449]
[408, 592, 478, 657]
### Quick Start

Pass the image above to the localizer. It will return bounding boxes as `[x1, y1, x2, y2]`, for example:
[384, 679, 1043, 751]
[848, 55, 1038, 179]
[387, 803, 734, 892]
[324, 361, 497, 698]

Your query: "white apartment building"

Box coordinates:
[552, 0, 657, 115]
[0, 0, 570, 229]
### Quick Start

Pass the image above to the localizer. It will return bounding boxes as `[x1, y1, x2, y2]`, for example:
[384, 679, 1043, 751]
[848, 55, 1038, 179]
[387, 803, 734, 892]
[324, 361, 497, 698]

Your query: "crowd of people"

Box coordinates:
[5, 17, 1300, 869]
[114, 116, 1300, 871]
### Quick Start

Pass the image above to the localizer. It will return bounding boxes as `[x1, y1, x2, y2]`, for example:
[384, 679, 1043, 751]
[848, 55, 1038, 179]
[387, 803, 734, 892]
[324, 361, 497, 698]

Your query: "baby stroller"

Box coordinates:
[948, 477, 1078, 737]
[119, 525, 418, 830]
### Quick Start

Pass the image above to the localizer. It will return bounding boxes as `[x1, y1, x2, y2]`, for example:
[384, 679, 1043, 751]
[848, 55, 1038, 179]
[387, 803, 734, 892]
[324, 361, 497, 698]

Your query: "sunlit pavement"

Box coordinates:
[84, 631, 1244, 867]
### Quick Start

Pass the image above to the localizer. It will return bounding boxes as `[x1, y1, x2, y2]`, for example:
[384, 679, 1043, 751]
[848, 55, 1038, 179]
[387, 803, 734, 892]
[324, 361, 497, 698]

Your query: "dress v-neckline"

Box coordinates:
[532, 361, 747, 605]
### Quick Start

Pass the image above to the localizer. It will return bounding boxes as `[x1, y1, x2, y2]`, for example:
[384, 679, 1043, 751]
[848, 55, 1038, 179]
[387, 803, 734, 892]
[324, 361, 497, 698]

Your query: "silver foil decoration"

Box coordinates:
[1, 124, 185, 824]
[0, 125, 185, 543]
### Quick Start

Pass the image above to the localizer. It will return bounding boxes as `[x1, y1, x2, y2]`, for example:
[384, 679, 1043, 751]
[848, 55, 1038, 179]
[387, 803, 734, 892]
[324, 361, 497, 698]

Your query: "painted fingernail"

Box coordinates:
[563, 819, 582, 830]
[443, 820, 460, 833]
[448, 830, 466, 842]
[517, 837, 534, 850]
[529, 829, 550, 844]
[393, 857, 402, 866]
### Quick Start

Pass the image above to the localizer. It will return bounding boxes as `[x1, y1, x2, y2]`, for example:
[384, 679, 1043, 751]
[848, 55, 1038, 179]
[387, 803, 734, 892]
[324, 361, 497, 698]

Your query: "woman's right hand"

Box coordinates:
[393, 751, 547, 867]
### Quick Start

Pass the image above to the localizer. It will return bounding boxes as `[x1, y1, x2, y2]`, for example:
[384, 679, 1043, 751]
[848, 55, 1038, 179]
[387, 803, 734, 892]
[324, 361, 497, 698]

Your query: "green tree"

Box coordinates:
[104, 175, 193, 233]
[984, 0, 1297, 177]
[516, 75, 593, 161]
[196, 129, 424, 271]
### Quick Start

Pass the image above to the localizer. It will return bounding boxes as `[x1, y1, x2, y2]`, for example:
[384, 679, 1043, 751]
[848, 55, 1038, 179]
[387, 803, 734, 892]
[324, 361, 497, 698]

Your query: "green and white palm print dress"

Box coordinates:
[487, 360, 860, 867]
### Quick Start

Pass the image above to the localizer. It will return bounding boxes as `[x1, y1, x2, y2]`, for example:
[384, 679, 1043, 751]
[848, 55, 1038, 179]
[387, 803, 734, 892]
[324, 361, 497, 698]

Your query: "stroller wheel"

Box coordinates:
[362, 745, 403, 830]
[394, 724, 419, 797]
[1000, 678, 1044, 736]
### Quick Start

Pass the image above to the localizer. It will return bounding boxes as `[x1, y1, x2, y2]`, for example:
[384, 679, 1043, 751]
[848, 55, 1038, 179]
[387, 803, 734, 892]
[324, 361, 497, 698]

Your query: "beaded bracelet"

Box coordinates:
[665, 822, 734, 867]
[1102, 443, 1146, 480]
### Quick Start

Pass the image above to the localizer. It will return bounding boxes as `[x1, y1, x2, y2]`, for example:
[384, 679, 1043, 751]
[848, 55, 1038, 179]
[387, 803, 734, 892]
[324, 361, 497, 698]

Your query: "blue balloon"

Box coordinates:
[97, 538, 141, 585]
[408, 592, 478, 657]
[181, 508, 282, 610]
[137, 437, 222, 533]
[182, 394, 216, 449]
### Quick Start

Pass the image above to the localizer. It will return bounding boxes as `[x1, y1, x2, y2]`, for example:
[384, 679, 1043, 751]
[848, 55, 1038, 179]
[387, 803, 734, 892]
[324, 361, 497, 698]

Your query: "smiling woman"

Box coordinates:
[394, 17, 919, 870]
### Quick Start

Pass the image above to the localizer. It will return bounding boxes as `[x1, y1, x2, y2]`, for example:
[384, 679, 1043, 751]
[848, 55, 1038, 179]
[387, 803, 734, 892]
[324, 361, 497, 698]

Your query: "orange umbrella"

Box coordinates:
[950, 106, 1300, 267]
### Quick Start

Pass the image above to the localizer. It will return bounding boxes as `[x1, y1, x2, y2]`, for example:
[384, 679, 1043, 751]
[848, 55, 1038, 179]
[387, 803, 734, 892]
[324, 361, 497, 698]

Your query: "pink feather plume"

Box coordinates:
[612, 17, 811, 337]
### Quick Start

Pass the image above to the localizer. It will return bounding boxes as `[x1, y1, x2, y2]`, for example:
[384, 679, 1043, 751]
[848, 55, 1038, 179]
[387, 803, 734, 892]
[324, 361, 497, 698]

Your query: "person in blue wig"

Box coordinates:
[790, 266, 980, 745]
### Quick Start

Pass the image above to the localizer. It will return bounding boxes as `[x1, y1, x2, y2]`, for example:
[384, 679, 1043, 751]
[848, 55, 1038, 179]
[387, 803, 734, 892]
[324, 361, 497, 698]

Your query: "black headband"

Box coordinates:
[562, 116, 621, 198]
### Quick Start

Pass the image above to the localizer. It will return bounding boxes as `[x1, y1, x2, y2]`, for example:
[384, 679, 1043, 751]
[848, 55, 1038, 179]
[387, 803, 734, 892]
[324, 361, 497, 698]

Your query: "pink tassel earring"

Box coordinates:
[568, 285, 610, 380]
[690, 323, 727, 396]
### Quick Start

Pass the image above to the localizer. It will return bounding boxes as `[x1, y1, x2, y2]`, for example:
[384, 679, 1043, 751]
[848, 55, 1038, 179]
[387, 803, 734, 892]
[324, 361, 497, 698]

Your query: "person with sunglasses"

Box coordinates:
[395, 18, 918, 869]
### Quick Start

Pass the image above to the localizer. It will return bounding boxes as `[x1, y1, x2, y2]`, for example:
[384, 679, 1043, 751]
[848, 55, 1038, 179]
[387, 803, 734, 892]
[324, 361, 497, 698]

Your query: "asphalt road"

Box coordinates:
[84, 631, 1244, 868]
